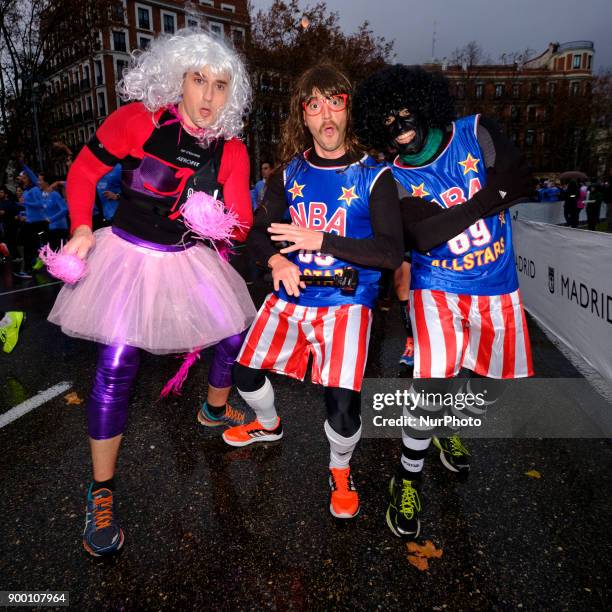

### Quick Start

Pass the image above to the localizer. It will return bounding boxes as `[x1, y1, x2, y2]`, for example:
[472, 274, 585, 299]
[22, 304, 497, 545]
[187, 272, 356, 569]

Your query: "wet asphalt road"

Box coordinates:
[0, 257, 610, 611]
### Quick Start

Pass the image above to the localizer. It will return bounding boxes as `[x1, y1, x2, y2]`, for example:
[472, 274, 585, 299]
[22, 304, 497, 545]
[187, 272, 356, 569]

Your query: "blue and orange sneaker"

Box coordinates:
[197, 402, 247, 428]
[83, 484, 124, 557]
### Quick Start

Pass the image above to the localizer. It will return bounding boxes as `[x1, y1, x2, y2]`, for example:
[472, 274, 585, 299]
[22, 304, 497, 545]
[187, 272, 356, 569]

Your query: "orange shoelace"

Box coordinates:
[94, 495, 114, 529]
[225, 405, 245, 424]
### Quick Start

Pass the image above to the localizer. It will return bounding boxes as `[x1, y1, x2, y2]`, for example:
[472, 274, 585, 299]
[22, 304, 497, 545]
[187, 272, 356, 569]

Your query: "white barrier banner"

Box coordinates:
[511, 201, 608, 225]
[512, 220, 612, 380]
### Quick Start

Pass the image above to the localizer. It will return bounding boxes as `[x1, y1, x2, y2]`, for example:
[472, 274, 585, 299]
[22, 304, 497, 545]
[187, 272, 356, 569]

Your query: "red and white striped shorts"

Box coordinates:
[237, 294, 373, 391]
[410, 288, 533, 379]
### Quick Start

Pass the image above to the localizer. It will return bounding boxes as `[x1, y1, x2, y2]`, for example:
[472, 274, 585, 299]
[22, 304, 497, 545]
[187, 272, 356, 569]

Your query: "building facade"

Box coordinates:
[428, 41, 595, 175]
[246, 70, 290, 177]
[42, 0, 248, 176]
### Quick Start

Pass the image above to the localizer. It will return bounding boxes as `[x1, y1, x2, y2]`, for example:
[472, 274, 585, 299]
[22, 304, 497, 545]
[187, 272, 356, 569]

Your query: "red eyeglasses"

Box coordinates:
[302, 93, 348, 116]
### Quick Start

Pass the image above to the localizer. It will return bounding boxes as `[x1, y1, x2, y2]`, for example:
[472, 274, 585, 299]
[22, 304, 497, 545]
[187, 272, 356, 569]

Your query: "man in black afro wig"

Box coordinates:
[354, 65, 456, 154]
[354, 63, 535, 543]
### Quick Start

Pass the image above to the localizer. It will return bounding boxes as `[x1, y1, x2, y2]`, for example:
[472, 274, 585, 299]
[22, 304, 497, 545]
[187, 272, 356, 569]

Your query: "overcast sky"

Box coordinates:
[250, 0, 612, 71]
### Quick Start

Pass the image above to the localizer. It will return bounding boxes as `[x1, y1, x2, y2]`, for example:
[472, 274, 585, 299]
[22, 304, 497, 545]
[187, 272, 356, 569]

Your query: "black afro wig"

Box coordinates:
[354, 65, 456, 150]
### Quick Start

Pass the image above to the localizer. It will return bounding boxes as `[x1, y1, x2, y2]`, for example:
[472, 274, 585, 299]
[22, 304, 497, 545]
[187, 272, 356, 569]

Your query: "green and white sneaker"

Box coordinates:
[433, 435, 471, 474]
[0, 311, 25, 353]
[386, 476, 422, 539]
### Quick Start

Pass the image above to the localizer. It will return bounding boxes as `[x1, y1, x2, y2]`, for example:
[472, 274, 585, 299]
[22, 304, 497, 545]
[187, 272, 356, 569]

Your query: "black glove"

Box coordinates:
[471, 163, 533, 216]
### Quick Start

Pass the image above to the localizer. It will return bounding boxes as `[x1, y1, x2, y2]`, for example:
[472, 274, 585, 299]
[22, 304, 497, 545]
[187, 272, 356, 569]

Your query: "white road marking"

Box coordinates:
[0, 281, 62, 296]
[0, 381, 73, 429]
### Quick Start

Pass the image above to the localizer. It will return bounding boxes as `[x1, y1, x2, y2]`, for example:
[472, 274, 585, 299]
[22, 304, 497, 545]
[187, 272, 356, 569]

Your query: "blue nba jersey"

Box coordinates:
[279, 152, 388, 308]
[392, 115, 519, 296]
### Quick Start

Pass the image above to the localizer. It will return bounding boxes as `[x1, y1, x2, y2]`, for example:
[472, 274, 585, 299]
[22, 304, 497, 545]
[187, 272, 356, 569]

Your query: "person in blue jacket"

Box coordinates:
[95, 163, 122, 224]
[39, 173, 69, 249]
[16, 163, 48, 277]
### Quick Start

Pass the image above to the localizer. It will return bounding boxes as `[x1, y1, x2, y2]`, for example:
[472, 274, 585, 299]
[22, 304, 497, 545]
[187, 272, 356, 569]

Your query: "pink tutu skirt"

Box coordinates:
[48, 227, 257, 354]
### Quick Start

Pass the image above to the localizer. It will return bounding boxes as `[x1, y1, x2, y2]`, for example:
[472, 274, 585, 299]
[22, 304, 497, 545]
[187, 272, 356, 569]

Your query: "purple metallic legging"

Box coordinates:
[87, 330, 247, 440]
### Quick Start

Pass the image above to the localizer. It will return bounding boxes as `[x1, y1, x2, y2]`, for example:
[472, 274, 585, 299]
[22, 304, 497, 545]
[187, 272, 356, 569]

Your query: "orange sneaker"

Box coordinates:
[328, 467, 360, 519]
[222, 418, 283, 447]
[399, 336, 415, 367]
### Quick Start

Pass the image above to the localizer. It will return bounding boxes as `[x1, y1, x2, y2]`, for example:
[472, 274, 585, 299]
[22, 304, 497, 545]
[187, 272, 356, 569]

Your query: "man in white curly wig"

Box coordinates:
[47, 28, 257, 557]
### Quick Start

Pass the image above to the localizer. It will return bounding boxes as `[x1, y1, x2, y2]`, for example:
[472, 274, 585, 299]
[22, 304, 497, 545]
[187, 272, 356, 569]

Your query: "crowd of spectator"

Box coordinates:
[0, 152, 122, 355]
[0, 155, 121, 277]
[533, 176, 612, 231]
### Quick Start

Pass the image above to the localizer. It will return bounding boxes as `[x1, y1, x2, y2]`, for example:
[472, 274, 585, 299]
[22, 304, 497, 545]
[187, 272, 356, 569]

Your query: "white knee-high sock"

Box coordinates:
[238, 377, 278, 429]
[324, 420, 362, 469]
[400, 433, 431, 474]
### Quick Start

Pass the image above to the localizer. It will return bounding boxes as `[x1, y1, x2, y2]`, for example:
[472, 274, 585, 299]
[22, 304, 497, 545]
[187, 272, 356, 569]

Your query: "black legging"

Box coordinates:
[49, 228, 69, 251]
[23, 221, 48, 271]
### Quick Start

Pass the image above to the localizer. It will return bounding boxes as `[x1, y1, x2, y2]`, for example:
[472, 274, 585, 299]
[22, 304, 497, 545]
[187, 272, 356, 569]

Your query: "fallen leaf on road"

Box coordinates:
[64, 392, 83, 405]
[525, 469, 542, 479]
[407, 555, 429, 571]
[407, 539, 443, 570]
[408, 540, 443, 559]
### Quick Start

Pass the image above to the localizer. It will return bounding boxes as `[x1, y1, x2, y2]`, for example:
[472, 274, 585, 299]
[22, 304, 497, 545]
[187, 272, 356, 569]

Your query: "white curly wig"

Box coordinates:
[117, 28, 251, 142]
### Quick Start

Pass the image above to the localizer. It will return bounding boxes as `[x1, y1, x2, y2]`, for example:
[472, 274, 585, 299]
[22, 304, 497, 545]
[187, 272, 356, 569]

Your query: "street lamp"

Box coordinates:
[31, 80, 44, 170]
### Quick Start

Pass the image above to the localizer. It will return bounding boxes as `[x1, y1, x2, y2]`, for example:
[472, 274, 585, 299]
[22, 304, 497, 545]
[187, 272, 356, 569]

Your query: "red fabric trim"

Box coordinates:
[413, 290, 432, 378]
[352, 307, 371, 391]
[218, 139, 252, 242]
[67, 102, 160, 233]
[238, 294, 278, 365]
[432, 290, 457, 377]
[475, 296, 495, 375]
[501, 293, 516, 378]
[328, 306, 349, 387]
[261, 301, 296, 370]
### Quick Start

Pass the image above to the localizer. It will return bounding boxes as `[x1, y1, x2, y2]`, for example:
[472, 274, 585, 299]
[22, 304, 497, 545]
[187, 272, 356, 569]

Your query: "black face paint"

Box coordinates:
[385, 110, 428, 155]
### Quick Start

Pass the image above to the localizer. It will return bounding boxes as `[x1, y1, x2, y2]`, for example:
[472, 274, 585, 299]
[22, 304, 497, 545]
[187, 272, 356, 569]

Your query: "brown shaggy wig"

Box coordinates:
[276, 63, 364, 169]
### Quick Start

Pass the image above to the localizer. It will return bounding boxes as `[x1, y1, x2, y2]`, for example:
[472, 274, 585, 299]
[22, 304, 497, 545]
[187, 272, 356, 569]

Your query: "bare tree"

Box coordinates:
[0, 0, 115, 175]
[0, 0, 47, 161]
[248, 0, 394, 83]
[449, 41, 484, 68]
[246, 0, 394, 175]
[501, 48, 536, 65]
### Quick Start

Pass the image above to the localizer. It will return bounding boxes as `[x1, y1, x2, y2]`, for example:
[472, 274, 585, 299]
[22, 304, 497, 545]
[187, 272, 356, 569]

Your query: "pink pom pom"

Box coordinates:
[180, 191, 244, 247]
[39, 245, 88, 284]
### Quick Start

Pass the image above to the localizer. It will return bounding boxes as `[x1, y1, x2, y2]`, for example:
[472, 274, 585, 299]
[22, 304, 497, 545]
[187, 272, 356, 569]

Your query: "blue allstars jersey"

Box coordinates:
[279, 152, 388, 308]
[392, 115, 519, 296]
